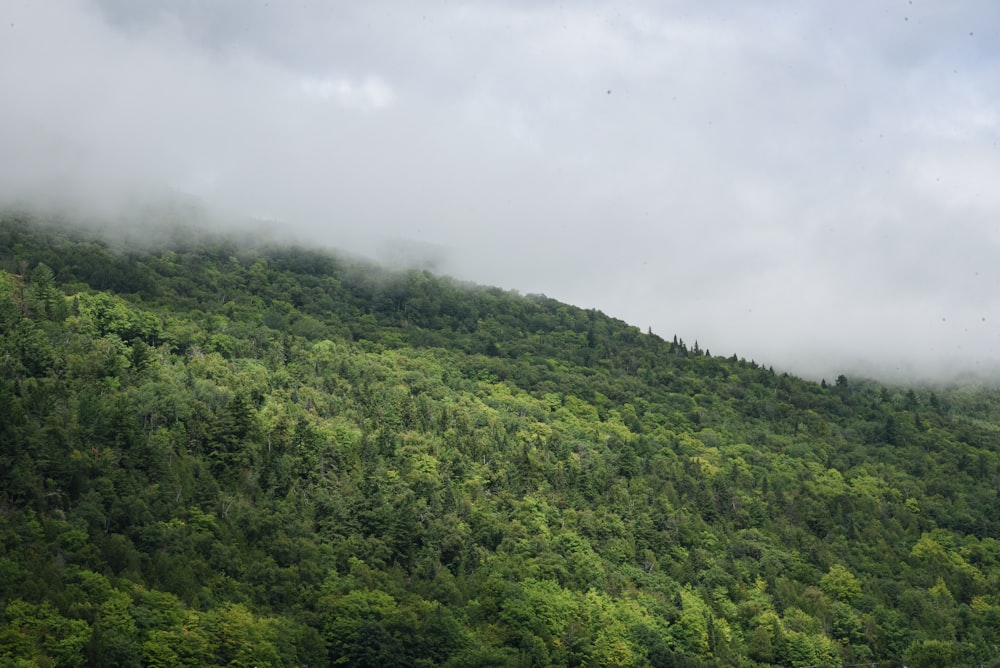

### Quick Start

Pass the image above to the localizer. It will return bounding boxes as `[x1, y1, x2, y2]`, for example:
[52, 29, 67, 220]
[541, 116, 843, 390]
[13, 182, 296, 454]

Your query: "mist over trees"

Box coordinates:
[1, 214, 999, 667]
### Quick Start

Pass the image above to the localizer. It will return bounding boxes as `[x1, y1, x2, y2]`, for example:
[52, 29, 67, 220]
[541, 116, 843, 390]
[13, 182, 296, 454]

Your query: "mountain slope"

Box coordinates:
[1, 214, 999, 667]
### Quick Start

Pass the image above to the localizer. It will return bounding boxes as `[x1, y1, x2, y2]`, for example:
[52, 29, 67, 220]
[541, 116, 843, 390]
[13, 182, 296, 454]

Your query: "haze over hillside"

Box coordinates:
[2, 216, 1000, 666]
[3, 0, 1000, 382]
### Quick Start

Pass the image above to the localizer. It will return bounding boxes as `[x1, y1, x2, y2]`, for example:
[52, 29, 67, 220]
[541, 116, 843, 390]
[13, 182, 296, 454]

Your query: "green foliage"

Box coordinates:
[819, 564, 862, 604]
[2, 213, 1000, 666]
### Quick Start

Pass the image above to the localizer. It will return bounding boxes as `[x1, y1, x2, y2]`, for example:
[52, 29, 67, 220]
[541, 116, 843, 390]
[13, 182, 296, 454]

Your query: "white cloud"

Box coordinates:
[297, 75, 396, 110]
[5, 0, 1000, 382]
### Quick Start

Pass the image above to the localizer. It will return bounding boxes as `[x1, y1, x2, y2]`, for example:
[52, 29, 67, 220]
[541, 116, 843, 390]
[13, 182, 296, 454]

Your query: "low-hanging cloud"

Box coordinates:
[3, 0, 1000, 383]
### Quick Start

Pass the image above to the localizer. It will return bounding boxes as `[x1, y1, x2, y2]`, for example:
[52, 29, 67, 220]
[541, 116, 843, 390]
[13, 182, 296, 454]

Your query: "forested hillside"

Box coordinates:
[1, 214, 999, 667]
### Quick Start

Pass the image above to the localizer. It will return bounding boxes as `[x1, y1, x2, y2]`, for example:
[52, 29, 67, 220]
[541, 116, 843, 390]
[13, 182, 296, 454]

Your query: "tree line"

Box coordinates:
[1, 214, 998, 667]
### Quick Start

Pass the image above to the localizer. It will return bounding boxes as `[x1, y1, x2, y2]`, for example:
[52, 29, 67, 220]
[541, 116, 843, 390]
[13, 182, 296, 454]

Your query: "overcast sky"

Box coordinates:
[3, 0, 1000, 382]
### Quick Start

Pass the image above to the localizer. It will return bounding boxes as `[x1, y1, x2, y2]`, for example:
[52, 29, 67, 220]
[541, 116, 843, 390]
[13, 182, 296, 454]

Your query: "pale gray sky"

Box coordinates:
[3, 0, 1000, 381]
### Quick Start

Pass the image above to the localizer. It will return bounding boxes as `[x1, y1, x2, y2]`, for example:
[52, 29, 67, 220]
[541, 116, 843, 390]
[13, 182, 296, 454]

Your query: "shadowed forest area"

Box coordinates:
[1, 214, 999, 667]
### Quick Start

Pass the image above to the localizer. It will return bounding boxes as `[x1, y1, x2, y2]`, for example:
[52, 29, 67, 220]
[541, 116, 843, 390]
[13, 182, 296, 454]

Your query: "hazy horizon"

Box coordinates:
[3, 0, 1000, 384]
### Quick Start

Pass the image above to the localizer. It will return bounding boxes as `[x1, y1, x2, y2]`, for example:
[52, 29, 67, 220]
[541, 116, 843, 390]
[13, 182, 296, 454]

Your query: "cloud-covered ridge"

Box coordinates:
[3, 0, 1000, 382]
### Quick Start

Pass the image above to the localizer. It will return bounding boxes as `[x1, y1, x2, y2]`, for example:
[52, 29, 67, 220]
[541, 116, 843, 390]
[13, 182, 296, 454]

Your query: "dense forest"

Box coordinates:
[1, 213, 999, 667]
